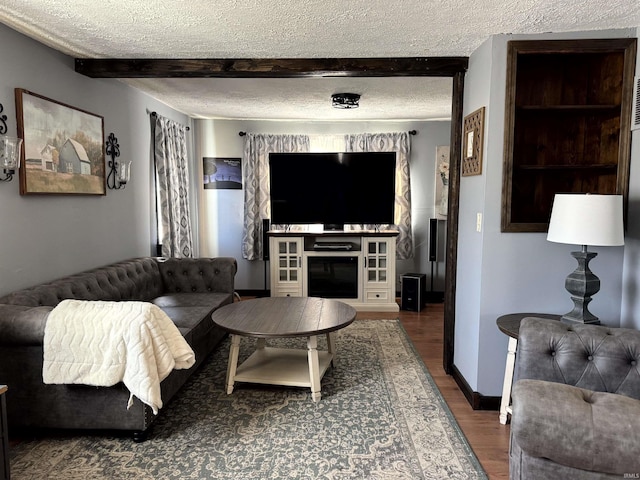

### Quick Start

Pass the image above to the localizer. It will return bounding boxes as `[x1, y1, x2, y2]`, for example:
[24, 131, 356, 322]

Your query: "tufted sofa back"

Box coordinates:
[156, 257, 237, 294]
[0, 258, 164, 307]
[514, 317, 640, 400]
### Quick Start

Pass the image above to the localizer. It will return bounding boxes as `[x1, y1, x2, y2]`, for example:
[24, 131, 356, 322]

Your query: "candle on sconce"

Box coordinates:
[0, 135, 22, 182]
[0, 136, 22, 172]
[118, 160, 131, 184]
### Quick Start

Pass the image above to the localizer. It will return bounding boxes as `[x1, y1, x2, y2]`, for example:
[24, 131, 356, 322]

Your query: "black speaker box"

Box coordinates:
[429, 218, 438, 262]
[262, 219, 270, 261]
[401, 273, 427, 311]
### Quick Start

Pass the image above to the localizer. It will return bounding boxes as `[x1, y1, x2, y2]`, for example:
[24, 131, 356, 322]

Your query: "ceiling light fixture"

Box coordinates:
[331, 93, 360, 109]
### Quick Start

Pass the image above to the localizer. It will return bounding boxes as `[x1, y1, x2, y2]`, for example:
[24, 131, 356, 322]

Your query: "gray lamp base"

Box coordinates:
[561, 250, 601, 325]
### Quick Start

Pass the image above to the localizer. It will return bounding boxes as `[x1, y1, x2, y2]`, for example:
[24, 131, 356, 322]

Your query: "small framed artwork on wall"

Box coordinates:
[15, 88, 106, 195]
[435, 145, 450, 220]
[203, 157, 242, 189]
[462, 107, 485, 177]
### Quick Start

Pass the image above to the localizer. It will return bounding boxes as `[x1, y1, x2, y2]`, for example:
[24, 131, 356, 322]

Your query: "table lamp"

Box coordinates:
[546, 193, 624, 325]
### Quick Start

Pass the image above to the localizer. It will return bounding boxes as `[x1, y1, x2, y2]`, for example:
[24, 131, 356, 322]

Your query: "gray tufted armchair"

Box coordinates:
[509, 317, 640, 480]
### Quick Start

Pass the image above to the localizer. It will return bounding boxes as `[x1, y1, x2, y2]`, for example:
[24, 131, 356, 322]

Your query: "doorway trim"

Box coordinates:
[75, 56, 466, 374]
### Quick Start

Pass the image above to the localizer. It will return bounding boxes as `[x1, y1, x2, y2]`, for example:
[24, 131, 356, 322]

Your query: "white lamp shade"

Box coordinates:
[547, 194, 624, 246]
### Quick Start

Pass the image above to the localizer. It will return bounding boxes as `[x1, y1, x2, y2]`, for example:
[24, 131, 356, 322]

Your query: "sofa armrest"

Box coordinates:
[0, 304, 52, 346]
[512, 379, 640, 476]
[156, 257, 237, 295]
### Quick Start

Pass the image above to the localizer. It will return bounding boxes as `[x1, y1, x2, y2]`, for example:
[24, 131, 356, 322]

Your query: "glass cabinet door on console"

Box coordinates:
[363, 238, 395, 304]
[365, 239, 388, 283]
[270, 237, 303, 297]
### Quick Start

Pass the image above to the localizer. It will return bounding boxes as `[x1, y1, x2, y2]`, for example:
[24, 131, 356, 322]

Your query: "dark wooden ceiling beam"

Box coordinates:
[75, 57, 468, 78]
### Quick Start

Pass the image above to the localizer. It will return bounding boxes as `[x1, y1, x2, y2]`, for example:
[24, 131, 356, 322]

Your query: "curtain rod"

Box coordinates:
[150, 111, 190, 131]
[238, 130, 417, 136]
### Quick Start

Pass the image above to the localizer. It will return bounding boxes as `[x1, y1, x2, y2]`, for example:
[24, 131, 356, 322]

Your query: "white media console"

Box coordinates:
[268, 230, 399, 312]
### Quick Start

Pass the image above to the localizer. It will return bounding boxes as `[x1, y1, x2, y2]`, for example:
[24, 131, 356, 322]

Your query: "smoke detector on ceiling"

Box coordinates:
[331, 93, 361, 109]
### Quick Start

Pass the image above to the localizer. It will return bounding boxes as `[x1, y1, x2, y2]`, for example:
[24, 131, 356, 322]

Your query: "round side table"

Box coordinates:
[496, 313, 561, 424]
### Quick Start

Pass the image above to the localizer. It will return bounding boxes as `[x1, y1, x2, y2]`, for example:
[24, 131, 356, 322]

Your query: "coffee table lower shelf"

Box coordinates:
[225, 334, 336, 402]
[234, 347, 333, 387]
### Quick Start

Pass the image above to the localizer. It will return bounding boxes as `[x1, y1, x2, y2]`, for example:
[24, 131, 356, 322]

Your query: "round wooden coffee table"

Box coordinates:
[211, 296, 356, 402]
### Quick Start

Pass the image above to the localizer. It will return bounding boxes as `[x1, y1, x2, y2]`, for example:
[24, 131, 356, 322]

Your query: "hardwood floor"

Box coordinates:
[357, 303, 511, 480]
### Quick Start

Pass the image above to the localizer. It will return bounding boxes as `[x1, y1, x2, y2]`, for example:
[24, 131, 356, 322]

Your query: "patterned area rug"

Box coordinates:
[10, 320, 487, 479]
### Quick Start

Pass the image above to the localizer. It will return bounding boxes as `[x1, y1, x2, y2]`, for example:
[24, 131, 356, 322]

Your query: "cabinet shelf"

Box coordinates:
[501, 38, 636, 233]
[516, 104, 620, 112]
[515, 164, 618, 171]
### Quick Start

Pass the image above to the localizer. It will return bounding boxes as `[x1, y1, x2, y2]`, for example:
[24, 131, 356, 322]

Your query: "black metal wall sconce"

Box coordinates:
[106, 132, 131, 189]
[0, 102, 22, 183]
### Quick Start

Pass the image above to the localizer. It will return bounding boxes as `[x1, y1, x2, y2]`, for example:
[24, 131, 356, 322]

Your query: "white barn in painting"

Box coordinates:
[39, 144, 58, 171]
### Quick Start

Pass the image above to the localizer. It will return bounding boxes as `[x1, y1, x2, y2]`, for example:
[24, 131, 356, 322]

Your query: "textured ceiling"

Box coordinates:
[0, 0, 638, 121]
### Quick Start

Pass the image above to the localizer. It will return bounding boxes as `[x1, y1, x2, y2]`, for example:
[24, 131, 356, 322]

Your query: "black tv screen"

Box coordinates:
[268, 152, 396, 227]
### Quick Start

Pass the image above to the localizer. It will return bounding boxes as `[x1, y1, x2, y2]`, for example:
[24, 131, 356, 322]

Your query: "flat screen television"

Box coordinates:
[268, 152, 396, 228]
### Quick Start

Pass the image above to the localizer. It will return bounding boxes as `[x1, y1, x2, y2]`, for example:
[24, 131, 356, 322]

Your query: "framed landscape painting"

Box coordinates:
[15, 89, 106, 195]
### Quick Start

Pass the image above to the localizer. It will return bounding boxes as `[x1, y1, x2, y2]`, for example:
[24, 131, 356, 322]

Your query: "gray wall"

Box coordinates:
[456, 27, 638, 397]
[194, 119, 452, 292]
[0, 23, 190, 296]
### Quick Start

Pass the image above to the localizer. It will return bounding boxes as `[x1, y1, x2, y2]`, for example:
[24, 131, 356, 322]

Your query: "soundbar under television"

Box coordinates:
[268, 152, 396, 229]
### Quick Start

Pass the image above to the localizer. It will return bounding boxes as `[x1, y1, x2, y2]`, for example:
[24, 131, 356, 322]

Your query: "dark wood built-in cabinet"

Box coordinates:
[0, 385, 8, 480]
[502, 38, 637, 232]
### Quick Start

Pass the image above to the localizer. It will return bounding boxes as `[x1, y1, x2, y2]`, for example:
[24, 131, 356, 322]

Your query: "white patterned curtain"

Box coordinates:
[344, 132, 413, 260]
[242, 133, 310, 260]
[153, 113, 194, 258]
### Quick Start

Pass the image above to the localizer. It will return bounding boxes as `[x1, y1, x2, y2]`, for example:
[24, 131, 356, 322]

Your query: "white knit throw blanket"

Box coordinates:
[43, 300, 195, 414]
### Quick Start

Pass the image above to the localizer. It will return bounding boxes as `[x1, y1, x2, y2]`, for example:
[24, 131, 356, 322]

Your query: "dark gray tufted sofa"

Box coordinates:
[0, 256, 237, 441]
[510, 317, 640, 479]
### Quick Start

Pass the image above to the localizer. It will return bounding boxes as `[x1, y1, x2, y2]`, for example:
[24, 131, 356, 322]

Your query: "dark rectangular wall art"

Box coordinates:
[203, 157, 242, 190]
